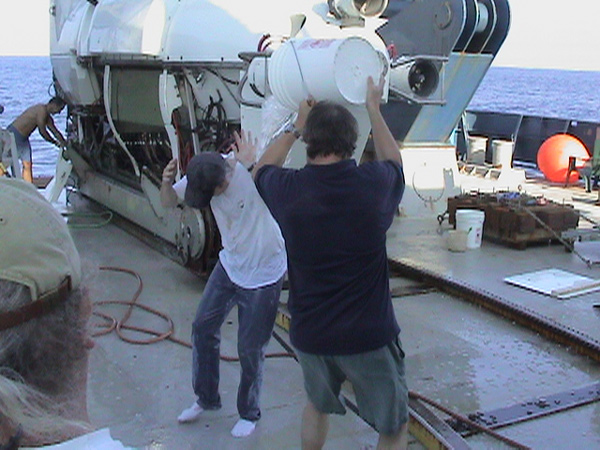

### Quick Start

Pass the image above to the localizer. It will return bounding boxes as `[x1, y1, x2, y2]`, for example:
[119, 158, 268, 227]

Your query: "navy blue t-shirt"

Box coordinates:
[256, 159, 405, 355]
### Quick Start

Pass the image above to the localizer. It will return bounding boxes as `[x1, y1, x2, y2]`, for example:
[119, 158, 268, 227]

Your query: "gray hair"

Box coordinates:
[0, 280, 91, 443]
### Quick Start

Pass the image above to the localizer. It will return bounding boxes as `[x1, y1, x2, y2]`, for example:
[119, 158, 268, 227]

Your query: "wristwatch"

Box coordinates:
[283, 122, 302, 139]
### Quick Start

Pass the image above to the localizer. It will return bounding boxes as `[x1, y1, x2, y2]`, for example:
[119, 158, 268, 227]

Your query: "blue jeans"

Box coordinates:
[192, 261, 283, 421]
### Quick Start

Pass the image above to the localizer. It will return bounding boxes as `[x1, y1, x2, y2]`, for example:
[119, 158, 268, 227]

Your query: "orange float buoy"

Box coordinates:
[537, 134, 590, 183]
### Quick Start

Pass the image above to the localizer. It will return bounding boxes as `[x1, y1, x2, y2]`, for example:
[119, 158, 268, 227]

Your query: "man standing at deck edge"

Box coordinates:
[1, 97, 67, 182]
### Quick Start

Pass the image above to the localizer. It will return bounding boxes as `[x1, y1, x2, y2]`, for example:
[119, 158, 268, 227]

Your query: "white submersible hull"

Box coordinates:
[49, 0, 510, 267]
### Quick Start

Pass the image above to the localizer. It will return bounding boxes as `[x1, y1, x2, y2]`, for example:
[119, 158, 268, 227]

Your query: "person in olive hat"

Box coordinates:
[0, 178, 130, 449]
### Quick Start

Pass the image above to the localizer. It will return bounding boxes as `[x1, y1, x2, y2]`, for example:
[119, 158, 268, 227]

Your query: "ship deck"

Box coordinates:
[51, 166, 600, 449]
[385, 168, 600, 449]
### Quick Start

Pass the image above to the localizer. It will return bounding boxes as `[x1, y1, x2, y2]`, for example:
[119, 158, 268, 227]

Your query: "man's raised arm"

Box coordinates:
[366, 76, 402, 165]
[253, 99, 314, 177]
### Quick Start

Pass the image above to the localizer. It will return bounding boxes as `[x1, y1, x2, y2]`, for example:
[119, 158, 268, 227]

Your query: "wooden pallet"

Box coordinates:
[483, 227, 563, 250]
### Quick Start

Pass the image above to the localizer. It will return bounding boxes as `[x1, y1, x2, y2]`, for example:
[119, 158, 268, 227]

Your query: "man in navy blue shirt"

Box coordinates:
[251, 77, 408, 449]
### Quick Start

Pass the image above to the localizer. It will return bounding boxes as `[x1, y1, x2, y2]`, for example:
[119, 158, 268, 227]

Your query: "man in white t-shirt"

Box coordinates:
[160, 137, 287, 438]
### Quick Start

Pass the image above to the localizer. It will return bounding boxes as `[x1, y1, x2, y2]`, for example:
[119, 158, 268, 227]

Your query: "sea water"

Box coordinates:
[468, 66, 600, 123]
[2, 56, 600, 177]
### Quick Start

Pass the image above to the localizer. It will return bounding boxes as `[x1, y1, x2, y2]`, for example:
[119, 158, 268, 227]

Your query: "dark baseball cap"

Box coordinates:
[184, 152, 227, 208]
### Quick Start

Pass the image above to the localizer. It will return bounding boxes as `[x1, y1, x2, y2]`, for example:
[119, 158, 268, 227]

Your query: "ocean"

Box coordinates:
[2, 56, 600, 177]
[468, 66, 600, 124]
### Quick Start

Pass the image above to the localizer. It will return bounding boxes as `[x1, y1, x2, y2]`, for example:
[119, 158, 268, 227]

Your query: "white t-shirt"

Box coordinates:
[173, 154, 287, 288]
[23, 428, 131, 449]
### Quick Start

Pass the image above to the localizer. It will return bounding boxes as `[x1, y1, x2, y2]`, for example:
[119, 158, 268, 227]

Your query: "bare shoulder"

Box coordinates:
[12, 104, 45, 135]
[20, 104, 47, 123]
[34, 103, 49, 117]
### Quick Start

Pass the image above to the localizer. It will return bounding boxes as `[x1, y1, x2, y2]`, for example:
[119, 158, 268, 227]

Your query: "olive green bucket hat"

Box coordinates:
[0, 178, 81, 331]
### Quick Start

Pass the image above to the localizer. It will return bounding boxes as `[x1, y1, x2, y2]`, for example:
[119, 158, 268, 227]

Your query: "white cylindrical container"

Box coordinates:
[455, 209, 485, 249]
[466, 136, 487, 164]
[268, 37, 386, 110]
[492, 139, 514, 168]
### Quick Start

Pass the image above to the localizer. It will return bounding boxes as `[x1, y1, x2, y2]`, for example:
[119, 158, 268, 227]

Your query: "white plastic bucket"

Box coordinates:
[466, 136, 487, 164]
[447, 229, 468, 252]
[268, 37, 386, 110]
[455, 209, 485, 249]
[492, 139, 514, 168]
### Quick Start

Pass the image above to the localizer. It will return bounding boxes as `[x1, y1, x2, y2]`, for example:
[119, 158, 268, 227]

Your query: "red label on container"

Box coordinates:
[297, 39, 334, 50]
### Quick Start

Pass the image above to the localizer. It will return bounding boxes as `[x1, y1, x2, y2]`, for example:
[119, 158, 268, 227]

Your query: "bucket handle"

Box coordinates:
[289, 41, 311, 99]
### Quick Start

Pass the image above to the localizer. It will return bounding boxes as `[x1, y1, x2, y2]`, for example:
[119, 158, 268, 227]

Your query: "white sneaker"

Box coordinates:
[177, 402, 204, 423]
[231, 418, 256, 438]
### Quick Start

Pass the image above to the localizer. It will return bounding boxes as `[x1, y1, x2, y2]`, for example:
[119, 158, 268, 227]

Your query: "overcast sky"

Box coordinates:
[1, 0, 598, 71]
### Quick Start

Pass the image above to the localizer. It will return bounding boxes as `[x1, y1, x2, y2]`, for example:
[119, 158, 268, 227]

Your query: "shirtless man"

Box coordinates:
[2, 97, 67, 182]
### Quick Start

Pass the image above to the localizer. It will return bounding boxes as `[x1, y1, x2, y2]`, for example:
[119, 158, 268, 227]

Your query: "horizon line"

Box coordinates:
[1, 54, 599, 73]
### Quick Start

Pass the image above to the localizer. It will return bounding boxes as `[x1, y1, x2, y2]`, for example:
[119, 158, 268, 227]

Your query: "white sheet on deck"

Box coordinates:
[504, 268, 600, 299]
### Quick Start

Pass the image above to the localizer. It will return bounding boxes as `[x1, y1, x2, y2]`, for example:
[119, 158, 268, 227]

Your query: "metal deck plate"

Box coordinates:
[451, 382, 600, 432]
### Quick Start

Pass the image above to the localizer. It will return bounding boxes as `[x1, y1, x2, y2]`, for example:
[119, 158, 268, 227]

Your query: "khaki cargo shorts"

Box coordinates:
[295, 336, 409, 435]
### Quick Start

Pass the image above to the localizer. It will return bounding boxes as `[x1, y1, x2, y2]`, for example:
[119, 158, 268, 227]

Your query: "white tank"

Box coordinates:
[50, 1, 100, 104]
[45, 0, 510, 262]
[49, 0, 390, 108]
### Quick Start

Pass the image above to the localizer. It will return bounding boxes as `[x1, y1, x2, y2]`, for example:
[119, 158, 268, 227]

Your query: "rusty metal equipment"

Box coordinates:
[447, 192, 579, 249]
